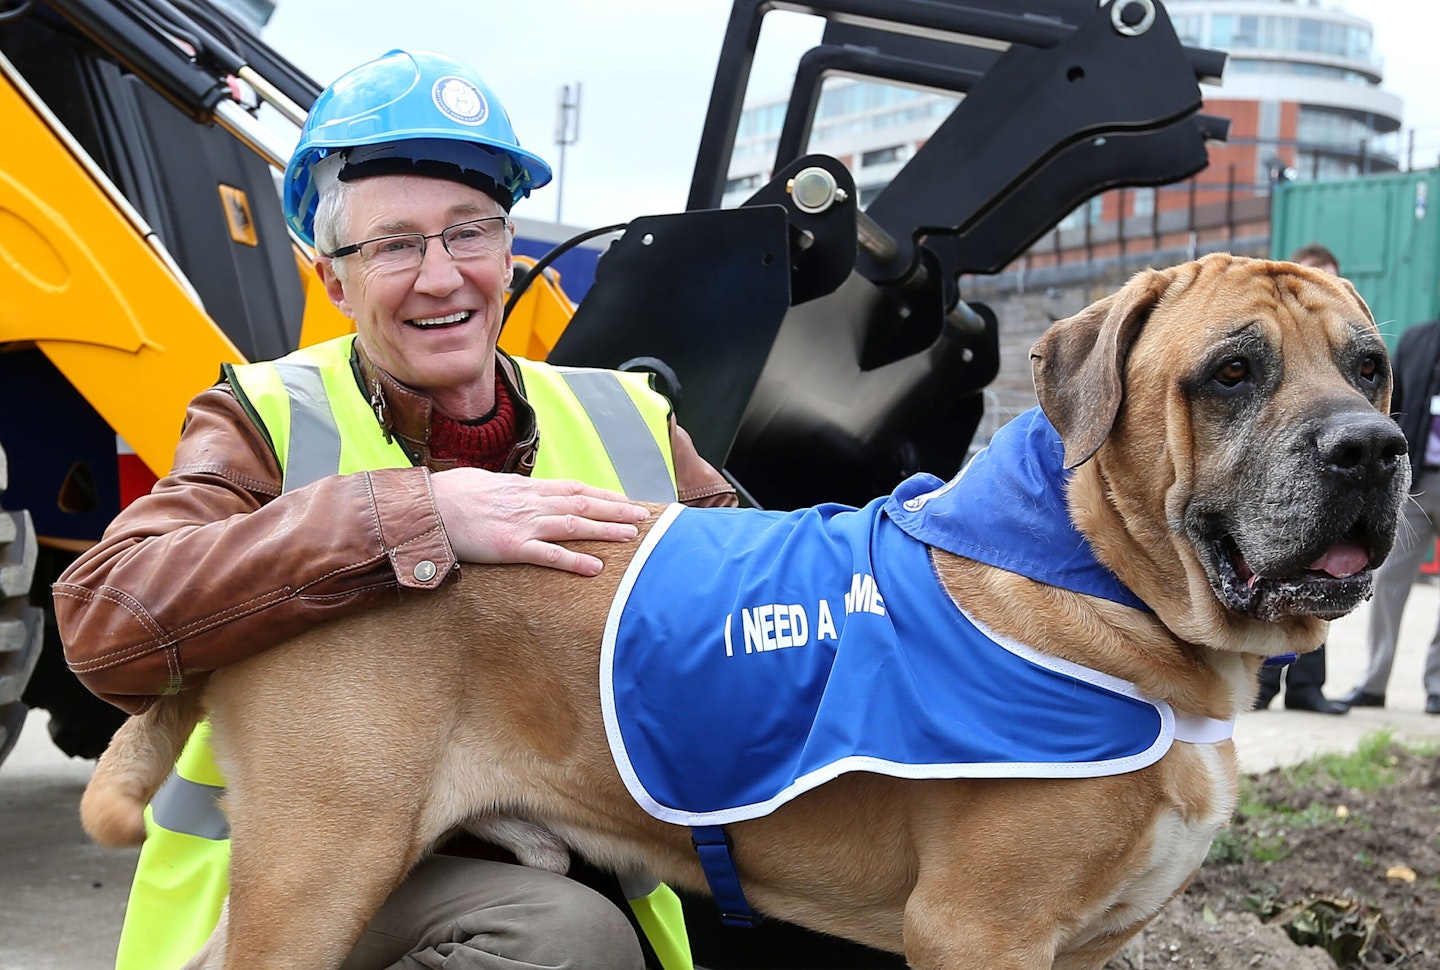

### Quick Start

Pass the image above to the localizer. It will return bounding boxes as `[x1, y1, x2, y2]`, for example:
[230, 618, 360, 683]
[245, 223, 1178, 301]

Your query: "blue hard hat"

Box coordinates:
[284, 49, 553, 247]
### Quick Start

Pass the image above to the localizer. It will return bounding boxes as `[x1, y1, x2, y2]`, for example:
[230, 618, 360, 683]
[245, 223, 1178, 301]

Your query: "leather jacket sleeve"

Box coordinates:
[668, 418, 739, 508]
[56, 385, 736, 714]
[54, 386, 456, 714]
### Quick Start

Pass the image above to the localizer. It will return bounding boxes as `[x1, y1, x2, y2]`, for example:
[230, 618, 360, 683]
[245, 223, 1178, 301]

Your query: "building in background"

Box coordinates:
[721, 0, 1420, 435]
[1170, 0, 1402, 183]
[724, 0, 1408, 277]
[724, 79, 958, 210]
[1047, 0, 1407, 273]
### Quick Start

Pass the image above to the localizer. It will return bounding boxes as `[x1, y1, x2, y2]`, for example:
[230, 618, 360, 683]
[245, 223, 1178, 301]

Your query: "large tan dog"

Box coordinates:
[80, 253, 1409, 969]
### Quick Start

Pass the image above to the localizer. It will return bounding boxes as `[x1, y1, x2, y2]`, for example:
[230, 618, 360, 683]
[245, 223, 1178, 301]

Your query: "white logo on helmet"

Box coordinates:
[432, 77, 489, 126]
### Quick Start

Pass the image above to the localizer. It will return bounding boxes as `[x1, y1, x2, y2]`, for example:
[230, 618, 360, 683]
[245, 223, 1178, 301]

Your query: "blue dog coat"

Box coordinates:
[600, 408, 1233, 827]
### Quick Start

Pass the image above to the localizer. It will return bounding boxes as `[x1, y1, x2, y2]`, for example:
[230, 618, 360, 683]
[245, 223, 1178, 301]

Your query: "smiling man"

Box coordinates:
[55, 48, 734, 970]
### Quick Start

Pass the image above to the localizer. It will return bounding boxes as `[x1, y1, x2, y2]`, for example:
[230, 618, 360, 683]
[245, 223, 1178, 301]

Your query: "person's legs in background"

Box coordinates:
[1423, 603, 1440, 714]
[1285, 646, 1346, 714]
[1254, 661, 1282, 710]
[1253, 645, 1346, 714]
[1341, 483, 1440, 708]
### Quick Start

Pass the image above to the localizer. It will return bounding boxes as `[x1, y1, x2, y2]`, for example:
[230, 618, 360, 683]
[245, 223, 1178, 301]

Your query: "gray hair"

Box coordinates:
[312, 177, 358, 258]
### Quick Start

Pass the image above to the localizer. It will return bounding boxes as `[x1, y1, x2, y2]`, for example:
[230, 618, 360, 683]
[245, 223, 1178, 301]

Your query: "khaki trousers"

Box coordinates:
[339, 854, 644, 970]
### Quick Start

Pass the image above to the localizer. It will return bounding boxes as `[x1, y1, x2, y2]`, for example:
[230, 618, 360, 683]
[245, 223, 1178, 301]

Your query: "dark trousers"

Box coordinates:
[1258, 643, 1328, 696]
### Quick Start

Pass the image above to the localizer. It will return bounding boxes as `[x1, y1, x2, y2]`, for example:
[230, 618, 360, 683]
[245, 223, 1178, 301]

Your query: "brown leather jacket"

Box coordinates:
[55, 344, 736, 714]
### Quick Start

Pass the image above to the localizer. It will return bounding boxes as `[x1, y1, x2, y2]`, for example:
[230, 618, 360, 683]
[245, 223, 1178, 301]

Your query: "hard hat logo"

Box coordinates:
[432, 77, 489, 126]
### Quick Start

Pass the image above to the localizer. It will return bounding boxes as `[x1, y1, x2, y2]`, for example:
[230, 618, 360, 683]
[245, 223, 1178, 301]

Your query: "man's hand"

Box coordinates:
[431, 468, 650, 576]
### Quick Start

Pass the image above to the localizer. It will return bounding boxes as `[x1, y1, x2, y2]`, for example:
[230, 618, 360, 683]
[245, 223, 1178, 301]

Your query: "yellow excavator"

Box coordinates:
[0, 0, 578, 764]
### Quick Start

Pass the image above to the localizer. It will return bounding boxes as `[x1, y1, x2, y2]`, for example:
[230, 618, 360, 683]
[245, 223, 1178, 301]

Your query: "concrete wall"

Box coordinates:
[961, 235, 1269, 443]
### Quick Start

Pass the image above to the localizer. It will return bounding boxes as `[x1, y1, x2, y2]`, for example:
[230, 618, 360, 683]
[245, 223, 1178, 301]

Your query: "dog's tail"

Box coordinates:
[80, 691, 204, 847]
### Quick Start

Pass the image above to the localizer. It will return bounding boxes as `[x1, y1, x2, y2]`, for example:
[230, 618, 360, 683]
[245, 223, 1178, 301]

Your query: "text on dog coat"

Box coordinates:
[723, 572, 886, 656]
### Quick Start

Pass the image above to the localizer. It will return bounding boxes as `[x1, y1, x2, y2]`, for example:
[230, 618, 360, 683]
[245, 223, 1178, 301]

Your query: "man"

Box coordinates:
[1288, 242, 1340, 277]
[1253, 243, 1349, 714]
[1338, 306, 1440, 716]
[55, 49, 734, 969]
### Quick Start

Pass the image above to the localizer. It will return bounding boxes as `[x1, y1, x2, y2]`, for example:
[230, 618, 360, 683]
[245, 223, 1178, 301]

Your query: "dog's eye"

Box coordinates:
[1358, 354, 1381, 384]
[1213, 358, 1250, 387]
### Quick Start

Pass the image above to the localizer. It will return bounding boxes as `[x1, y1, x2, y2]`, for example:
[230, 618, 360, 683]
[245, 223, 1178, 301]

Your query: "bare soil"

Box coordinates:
[1106, 743, 1440, 970]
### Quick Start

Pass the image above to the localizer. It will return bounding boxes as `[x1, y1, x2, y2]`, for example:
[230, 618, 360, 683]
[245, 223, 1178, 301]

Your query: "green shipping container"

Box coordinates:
[1271, 168, 1440, 349]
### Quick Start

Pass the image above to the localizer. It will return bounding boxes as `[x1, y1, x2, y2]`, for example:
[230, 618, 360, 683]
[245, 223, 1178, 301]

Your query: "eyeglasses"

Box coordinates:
[326, 216, 510, 272]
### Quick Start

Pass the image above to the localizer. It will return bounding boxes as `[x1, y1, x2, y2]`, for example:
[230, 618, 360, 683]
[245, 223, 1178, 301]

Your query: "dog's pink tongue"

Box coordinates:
[1308, 544, 1369, 578]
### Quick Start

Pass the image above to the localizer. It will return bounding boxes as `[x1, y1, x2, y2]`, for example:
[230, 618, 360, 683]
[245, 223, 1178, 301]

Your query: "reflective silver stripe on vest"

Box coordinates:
[555, 368, 677, 502]
[146, 364, 339, 839]
[272, 362, 342, 493]
[150, 771, 229, 840]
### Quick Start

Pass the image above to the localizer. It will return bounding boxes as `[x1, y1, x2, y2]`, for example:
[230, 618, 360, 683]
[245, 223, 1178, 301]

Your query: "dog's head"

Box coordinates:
[1030, 253, 1408, 654]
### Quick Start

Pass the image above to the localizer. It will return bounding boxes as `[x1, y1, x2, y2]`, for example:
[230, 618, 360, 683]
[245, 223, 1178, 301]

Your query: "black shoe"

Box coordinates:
[1284, 688, 1350, 715]
[1337, 688, 1386, 708]
[1252, 684, 1279, 711]
[1426, 695, 1440, 715]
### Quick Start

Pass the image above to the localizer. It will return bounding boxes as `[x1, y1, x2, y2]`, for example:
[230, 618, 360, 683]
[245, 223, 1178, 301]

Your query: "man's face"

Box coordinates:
[317, 174, 513, 419]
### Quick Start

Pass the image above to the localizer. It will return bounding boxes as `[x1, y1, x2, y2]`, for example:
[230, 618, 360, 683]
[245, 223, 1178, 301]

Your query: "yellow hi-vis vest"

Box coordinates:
[116, 334, 692, 970]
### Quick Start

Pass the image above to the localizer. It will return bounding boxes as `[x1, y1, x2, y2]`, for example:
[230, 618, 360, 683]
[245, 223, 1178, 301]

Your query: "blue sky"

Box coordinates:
[259, 0, 1439, 231]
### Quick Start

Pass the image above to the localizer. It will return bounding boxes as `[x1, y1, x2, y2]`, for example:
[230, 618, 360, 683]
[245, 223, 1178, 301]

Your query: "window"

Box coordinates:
[1212, 14, 1259, 49]
[860, 145, 905, 167]
[724, 174, 761, 195]
[1056, 196, 1103, 232]
[1172, 13, 1202, 46]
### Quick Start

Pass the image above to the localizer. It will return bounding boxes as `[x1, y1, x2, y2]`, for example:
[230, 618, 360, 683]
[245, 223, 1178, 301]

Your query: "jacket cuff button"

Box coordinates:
[413, 560, 438, 583]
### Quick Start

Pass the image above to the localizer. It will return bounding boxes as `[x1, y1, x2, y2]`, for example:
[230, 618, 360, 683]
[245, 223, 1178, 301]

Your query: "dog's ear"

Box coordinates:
[1030, 267, 1175, 469]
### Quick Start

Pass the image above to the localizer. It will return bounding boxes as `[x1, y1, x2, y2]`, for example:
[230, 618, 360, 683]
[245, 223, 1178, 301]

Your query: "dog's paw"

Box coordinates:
[79, 783, 148, 848]
[464, 816, 571, 874]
